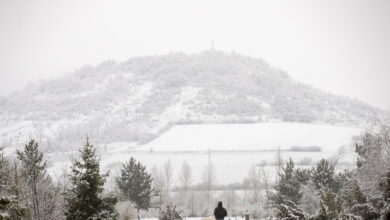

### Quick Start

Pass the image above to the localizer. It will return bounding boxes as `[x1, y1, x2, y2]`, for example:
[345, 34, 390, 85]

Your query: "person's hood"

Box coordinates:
[218, 201, 223, 208]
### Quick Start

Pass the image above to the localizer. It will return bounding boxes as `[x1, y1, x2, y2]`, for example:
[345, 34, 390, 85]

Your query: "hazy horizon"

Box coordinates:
[0, 0, 389, 109]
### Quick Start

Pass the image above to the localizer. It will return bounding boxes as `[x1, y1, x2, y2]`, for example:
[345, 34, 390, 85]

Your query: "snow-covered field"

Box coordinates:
[47, 122, 363, 185]
[141, 122, 362, 152]
[100, 150, 354, 185]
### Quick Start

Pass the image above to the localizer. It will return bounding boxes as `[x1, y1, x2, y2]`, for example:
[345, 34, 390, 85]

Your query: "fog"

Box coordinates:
[1, 1, 390, 219]
[0, 0, 389, 109]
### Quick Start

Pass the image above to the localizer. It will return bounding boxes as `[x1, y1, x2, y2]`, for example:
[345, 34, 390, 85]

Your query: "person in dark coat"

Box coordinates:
[214, 201, 227, 220]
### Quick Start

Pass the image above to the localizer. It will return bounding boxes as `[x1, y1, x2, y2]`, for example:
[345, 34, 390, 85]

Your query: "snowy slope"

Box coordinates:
[0, 51, 386, 154]
[142, 122, 363, 152]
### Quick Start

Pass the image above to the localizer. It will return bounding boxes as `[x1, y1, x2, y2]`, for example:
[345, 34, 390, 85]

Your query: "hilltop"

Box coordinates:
[0, 50, 385, 152]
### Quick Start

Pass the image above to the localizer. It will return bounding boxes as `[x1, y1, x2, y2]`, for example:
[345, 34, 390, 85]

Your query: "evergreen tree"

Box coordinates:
[0, 150, 25, 220]
[276, 200, 305, 220]
[16, 140, 65, 220]
[314, 188, 343, 220]
[270, 159, 302, 205]
[311, 159, 337, 191]
[295, 167, 311, 185]
[0, 148, 8, 189]
[116, 157, 153, 220]
[100, 195, 119, 219]
[16, 139, 47, 220]
[0, 148, 10, 197]
[65, 138, 117, 220]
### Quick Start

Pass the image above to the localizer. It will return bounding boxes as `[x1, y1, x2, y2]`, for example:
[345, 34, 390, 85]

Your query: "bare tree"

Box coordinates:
[36, 175, 65, 220]
[275, 146, 283, 183]
[260, 164, 270, 207]
[56, 165, 70, 194]
[248, 164, 261, 203]
[178, 161, 193, 214]
[152, 164, 166, 210]
[202, 160, 216, 214]
[329, 145, 348, 168]
[163, 160, 173, 201]
[189, 191, 195, 216]
[15, 151, 65, 220]
[225, 189, 237, 216]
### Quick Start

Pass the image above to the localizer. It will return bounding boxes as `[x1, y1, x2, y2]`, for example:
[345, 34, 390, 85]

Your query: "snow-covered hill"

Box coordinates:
[0, 50, 386, 153]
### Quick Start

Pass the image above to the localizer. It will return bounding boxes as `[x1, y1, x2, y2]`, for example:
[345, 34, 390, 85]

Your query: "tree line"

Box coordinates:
[1, 125, 389, 220]
[0, 138, 155, 220]
[270, 125, 390, 219]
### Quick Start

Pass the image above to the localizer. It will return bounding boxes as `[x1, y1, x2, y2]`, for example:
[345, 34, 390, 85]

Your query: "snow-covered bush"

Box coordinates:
[159, 203, 182, 220]
[276, 200, 305, 220]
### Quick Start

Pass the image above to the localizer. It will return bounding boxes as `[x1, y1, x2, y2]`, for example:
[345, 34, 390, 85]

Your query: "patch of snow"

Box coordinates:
[150, 86, 200, 131]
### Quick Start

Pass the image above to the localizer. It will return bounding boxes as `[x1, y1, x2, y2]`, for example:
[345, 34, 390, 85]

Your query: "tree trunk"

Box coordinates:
[137, 208, 140, 220]
[33, 174, 40, 220]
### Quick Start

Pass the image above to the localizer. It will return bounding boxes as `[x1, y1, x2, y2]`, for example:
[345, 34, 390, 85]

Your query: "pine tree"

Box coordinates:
[311, 159, 337, 191]
[0, 148, 10, 196]
[295, 167, 311, 185]
[65, 138, 117, 220]
[276, 200, 305, 220]
[116, 157, 153, 220]
[0, 149, 13, 219]
[16, 140, 65, 220]
[16, 139, 47, 220]
[0, 149, 25, 220]
[270, 159, 302, 205]
[314, 188, 343, 220]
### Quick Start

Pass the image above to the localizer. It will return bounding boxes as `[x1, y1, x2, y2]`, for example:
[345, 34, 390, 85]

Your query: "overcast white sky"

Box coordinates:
[0, 0, 389, 109]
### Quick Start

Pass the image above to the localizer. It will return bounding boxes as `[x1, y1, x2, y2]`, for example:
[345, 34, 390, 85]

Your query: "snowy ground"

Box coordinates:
[99, 150, 356, 185]
[141, 122, 362, 152]
[47, 122, 363, 185]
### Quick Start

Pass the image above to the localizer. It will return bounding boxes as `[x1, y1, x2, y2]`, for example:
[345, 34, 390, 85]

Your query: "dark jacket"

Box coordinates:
[214, 202, 227, 220]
